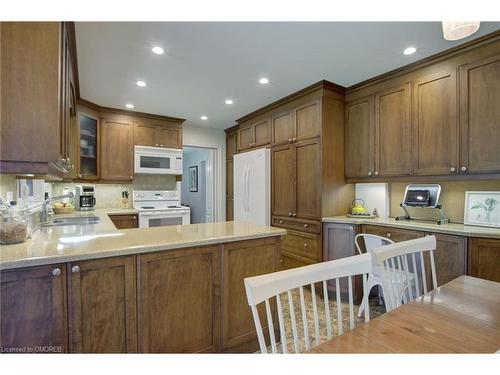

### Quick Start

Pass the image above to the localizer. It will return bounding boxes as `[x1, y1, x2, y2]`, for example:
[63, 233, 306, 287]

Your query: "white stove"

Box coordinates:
[133, 189, 191, 228]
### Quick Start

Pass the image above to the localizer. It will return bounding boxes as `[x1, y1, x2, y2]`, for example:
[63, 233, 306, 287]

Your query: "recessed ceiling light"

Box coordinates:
[225, 99, 234, 105]
[125, 103, 134, 109]
[136, 80, 146, 87]
[152, 46, 164, 55]
[259, 77, 269, 85]
[200, 116, 208, 120]
[403, 47, 417, 55]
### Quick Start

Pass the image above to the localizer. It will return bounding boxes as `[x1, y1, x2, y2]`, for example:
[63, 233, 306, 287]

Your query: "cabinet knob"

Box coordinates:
[460, 166, 468, 172]
[160, 144, 164, 147]
[386, 233, 391, 238]
[78, 174, 82, 178]
[133, 216, 137, 219]
[288, 138, 293, 143]
[71, 265, 80, 273]
[304, 243, 309, 248]
[155, 144, 159, 147]
[52, 268, 61, 276]
[374, 171, 379, 176]
[279, 220, 284, 224]
[288, 212, 293, 217]
[303, 224, 308, 228]
[292, 213, 297, 217]
[292, 137, 297, 143]
[279, 258, 284, 264]
[368, 172, 372, 177]
[450, 167, 456, 173]
[130, 176, 133, 180]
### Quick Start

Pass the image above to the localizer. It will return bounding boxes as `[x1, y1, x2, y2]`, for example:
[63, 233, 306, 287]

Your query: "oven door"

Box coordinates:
[138, 210, 190, 228]
[134, 146, 183, 175]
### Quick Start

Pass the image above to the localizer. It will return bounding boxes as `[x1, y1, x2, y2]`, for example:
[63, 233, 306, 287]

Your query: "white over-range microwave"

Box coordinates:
[134, 145, 183, 175]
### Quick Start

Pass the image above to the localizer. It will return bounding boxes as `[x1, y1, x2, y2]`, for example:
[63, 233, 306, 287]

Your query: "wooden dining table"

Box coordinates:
[309, 276, 500, 353]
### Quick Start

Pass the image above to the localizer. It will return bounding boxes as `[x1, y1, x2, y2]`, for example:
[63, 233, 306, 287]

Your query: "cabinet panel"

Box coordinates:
[134, 123, 157, 147]
[295, 101, 320, 141]
[460, 54, 500, 174]
[226, 131, 238, 159]
[282, 230, 321, 262]
[226, 159, 234, 199]
[69, 256, 137, 353]
[238, 125, 253, 151]
[76, 113, 99, 180]
[345, 97, 374, 179]
[0, 264, 67, 353]
[468, 238, 500, 282]
[139, 247, 220, 353]
[412, 70, 458, 175]
[279, 253, 315, 271]
[109, 214, 138, 229]
[100, 119, 134, 181]
[295, 139, 321, 220]
[272, 216, 321, 234]
[271, 145, 295, 217]
[271, 111, 294, 146]
[375, 84, 412, 177]
[362, 225, 424, 243]
[221, 238, 278, 351]
[425, 233, 466, 287]
[253, 119, 271, 147]
[160, 126, 182, 149]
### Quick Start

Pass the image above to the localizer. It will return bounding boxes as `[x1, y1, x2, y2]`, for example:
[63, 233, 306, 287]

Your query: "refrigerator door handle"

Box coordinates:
[244, 165, 250, 212]
[245, 166, 251, 213]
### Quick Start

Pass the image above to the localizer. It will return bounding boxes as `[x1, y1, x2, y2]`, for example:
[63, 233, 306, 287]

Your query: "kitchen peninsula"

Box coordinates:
[0, 211, 285, 353]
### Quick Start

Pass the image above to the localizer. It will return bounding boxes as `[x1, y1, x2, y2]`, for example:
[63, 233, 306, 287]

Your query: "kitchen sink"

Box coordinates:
[41, 216, 100, 227]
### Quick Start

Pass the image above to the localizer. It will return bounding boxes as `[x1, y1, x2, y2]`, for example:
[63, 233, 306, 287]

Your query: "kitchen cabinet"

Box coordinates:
[0, 22, 75, 176]
[426, 233, 466, 287]
[282, 230, 321, 262]
[271, 111, 294, 146]
[459, 53, 500, 174]
[75, 112, 99, 180]
[271, 144, 296, 218]
[412, 69, 458, 176]
[468, 238, 500, 282]
[139, 246, 220, 353]
[226, 159, 234, 220]
[279, 252, 315, 271]
[345, 96, 374, 179]
[109, 214, 138, 229]
[134, 122, 182, 149]
[68, 256, 137, 353]
[226, 129, 238, 159]
[0, 264, 68, 353]
[362, 225, 424, 242]
[100, 117, 134, 182]
[221, 237, 279, 352]
[294, 100, 321, 141]
[375, 84, 412, 177]
[237, 119, 271, 151]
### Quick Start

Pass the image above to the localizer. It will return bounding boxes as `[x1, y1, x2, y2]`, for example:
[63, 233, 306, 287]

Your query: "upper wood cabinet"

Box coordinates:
[345, 96, 374, 179]
[139, 246, 220, 353]
[134, 122, 182, 149]
[75, 112, 99, 181]
[375, 84, 412, 177]
[0, 264, 68, 352]
[294, 139, 321, 220]
[412, 69, 459, 176]
[237, 119, 271, 151]
[68, 256, 137, 353]
[271, 111, 294, 145]
[460, 54, 500, 174]
[226, 129, 238, 159]
[271, 144, 296, 218]
[225, 126, 238, 221]
[100, 118, 134, 181]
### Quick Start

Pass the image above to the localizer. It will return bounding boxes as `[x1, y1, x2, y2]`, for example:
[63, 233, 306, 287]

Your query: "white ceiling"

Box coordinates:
[75, 22, 500, 129]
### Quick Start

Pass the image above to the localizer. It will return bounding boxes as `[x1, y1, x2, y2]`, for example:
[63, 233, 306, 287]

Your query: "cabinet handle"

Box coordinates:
[133, 216, 137, 219]
[374, 171, 379, 176]
[292, 213, 297, 217]
[155, 143, 159, 147]
[304, 243, 309, 248]
[450, 167, 456, 173]
[160, 144, 164, 147]
[368, 172, 372, 177]
[303, 224, 308, 228]
[292, 137, 297, 143]
[288, 138, 293, 143]
[78, 174, 82, 178]
[52, 268, 61, 276]
[386, 233, 391, 238]
[288, 212, 293, 217]
[71, 265, 80, 274]
[460, 166, 468, 172]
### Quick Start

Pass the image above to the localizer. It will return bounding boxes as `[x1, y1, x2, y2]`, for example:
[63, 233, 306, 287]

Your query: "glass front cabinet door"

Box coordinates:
[77, 113, 99, 180]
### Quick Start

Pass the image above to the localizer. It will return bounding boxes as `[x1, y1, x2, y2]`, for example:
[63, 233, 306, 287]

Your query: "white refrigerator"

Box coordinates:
[233, 148, 271, 226]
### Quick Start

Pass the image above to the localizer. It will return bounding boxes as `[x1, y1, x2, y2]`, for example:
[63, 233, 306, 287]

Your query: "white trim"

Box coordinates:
[182, 142, 224, 222]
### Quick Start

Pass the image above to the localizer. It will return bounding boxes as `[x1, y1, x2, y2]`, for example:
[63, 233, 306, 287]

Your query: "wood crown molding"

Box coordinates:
[235, 80, 345, 124]
[224, 124, 239, 133]
[346, 29, 500, 94]
[77, 98, 186, 124]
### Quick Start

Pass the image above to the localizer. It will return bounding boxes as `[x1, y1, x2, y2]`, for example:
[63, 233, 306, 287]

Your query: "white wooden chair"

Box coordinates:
[372, 235, 438, 312]
[244, 253, 372, 354]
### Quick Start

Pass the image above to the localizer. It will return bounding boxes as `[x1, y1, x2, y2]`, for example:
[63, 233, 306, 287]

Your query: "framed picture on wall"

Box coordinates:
[189, 166, 198, 192]
[464, 191, 500, 228]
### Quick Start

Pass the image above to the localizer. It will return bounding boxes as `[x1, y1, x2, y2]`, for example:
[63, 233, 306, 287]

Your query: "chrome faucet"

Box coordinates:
[40, 192, 74, 223]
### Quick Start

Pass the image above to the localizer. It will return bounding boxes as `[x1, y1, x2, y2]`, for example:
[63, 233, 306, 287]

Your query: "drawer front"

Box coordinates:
[282, 231, 321, 262]
[279, 253, 315, 271]
[272, 216, 320, 234]
[362, 225, 424, 242]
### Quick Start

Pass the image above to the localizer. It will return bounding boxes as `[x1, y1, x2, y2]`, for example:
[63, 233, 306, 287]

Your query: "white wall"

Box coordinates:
[182, 125, 227, 221]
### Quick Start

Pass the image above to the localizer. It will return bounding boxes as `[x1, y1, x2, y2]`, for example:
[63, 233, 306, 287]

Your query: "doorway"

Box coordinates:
[181, 146, 216, 224]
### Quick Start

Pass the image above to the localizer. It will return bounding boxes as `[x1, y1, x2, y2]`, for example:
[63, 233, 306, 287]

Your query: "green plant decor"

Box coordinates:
[471, 198, 498, 222]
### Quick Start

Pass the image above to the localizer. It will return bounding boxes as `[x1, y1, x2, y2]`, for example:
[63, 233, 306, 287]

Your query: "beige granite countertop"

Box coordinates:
[0, 208, 286, 270]
[322, 216, 500, 239]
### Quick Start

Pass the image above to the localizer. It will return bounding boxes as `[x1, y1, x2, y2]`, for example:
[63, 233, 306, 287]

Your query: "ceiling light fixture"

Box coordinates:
[225, 99, 234, 105]
[259, 77, 269, 85]
[403, 46, 417, 55]
[442, 21, 480, 41]
[152, 46, 164, 55]
[125, 103, 134, 109]
[136, 80, 146, 87]
[201, 116, 208, 120]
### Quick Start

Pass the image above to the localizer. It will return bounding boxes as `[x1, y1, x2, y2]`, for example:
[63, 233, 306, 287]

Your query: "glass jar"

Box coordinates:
[0, 207, 28, 245]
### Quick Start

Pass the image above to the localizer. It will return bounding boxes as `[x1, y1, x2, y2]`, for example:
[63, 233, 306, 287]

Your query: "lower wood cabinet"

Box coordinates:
[282, 230, 321, 262]
[429, 233, 467, 287]
[221, 237, 279, 352]
[109, 214, 138, 229]
[138, 246, 220, 353]
[468, 238, 500, 282]
[68, 256, 137, 353]
[362, 225, 424, 242]
[0, 264, 68, 353]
